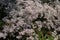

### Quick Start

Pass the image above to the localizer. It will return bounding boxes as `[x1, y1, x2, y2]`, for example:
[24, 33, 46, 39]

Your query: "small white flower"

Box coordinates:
[0, 32, 7, 39]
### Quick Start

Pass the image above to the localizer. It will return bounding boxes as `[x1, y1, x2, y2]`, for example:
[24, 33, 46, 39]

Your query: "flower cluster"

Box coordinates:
[0, 0, 60, 40]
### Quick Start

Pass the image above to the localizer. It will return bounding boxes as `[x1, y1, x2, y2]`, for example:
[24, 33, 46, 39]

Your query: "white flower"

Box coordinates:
[0, 32, 7, 39]
[16, 36, 22, 39]
[27, 36, 34, 40]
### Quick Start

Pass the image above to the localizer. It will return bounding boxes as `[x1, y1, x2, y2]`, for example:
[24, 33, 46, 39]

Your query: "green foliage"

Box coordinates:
[0, 20, 5, 30]
[32, 13, 54, 40]
[34, 27, 54, 40]
[0, 20, 5, 26]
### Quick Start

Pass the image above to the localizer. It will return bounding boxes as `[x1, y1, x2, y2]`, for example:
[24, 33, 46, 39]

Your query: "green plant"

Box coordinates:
[0, 20, 5, 30]
[34, 27, 54, 40]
